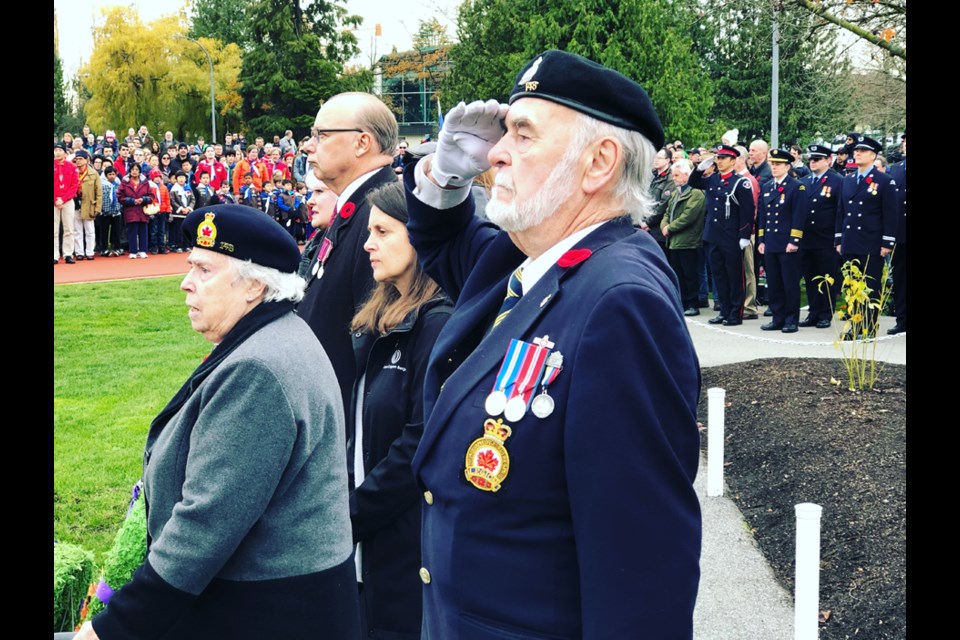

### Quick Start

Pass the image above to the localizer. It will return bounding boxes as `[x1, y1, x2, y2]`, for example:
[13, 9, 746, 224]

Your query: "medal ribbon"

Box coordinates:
[491, 338, 527, 396]
[540, 361, 561, 390]
[511, 343, 549, 408]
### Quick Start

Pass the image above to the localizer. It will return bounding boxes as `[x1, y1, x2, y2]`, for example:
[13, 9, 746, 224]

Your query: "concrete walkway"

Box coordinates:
[689, 309, 905, 638]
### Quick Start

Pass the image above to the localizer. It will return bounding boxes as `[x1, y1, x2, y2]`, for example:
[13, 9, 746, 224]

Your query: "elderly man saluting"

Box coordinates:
[403, 50, 702, 639]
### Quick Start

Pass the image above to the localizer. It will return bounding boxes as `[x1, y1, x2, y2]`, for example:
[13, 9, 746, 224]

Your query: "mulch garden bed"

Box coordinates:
[698, 358, 905, 639]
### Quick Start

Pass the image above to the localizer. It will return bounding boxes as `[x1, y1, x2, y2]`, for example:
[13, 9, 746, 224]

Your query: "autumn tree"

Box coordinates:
[80, 7, 242, 142]
[238, 0, 363, 137]
[378, 19, 453, 125]
[443, 0, 717, 145]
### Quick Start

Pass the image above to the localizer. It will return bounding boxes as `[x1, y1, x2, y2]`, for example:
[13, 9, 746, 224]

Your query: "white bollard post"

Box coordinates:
[706, 387, 725, 497]
[795, 503, 823, 640]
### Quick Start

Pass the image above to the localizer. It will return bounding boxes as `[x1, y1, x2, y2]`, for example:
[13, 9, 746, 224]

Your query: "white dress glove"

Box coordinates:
[432, 99, 509, 188]
[697, 157, 715, 172]
[739, 238, 751, 250]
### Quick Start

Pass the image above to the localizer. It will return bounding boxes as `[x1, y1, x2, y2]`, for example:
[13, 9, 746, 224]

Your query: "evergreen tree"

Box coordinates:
[238, 0, 362, 137]
[443, 0, 717, 145]
[189, 0, 250, 48]
[54, 51, 68, 135]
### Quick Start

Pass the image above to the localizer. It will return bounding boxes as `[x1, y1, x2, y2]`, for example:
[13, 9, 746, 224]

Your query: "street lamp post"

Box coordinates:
[178, 34, 217, 144]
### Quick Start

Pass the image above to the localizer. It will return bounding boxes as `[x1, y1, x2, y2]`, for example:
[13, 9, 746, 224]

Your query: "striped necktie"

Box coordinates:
[493, 267, 523, 328]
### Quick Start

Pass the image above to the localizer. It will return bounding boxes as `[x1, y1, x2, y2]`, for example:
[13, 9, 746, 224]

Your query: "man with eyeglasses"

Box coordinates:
[297, 92, 399, 416]
[799, 144, 843, 328]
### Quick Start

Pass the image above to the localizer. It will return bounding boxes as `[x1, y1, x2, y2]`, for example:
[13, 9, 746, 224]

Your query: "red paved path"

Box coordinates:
[53, 252, 190, 285]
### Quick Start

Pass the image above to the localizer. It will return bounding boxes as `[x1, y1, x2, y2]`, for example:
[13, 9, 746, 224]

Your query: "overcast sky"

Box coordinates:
[55, 0, 459, 78]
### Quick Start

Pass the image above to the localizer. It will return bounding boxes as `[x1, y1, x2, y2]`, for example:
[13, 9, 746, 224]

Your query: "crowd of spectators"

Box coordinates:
[54, 126, 316, 264]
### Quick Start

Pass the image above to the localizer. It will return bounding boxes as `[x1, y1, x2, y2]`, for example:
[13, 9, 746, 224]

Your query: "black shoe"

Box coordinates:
[843, 330, 876, 341]
[698, 299, 710, 309]
[763, 308, 773, 317]
[713, 303, 722, 311]
[761, 321, 783, 331]
[723, 319, 742, 326]
[798, 316, 816, 327]
[160, 247, 170, 255]
[708, 315, 725, 325]
[86, 254, 94, 261]
[815, 319, 832, 329]
[887, 324, 906, 335]
[54, 258, 59, 265]
[683, 307, 700, 317]
[75, 254, 85, 261]
[781, 324, 799, 334]
[64, 255, 75, 264]
[742, 313, 759, 320]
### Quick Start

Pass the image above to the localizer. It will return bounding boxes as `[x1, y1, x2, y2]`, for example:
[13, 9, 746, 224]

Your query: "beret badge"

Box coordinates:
[196, 212, 217, 248]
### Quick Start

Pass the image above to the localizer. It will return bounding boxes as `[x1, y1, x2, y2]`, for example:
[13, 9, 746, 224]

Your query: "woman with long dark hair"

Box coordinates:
[349, 181, 451, 640]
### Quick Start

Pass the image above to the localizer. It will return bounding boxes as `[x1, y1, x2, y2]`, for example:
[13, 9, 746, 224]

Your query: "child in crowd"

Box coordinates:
[238, 172, 258, 209]
[195, 170, 215, 209]
[99, 165, 124, 256]
[260, 181, 276, 215]
[217, 181, 237, 204]
[169, 170, 194, 253]
[148, 168, 171, 254]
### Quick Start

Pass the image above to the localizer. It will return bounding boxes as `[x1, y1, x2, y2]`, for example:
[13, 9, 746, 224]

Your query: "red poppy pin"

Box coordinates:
[557, 248, 592, 268]
[339, 202, 356, 219]
[777, 185, 784, 193]
[865, 176, 873, 185]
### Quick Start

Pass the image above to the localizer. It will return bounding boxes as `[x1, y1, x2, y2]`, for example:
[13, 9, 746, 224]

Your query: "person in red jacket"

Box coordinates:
[149, 168, 172, 254]
[193, 146, 228, 192]
[54, 143, 79, 264]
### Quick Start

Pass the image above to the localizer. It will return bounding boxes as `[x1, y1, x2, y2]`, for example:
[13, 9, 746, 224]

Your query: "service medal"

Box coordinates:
[484, 390, 508, 416]
[530, 393, 555, 418]
[465, 418, 512, 492]
[504, 395, 527, 422]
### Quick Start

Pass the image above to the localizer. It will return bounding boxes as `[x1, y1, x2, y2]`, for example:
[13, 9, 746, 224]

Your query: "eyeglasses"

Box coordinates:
[162, 156, 170, 160]
[311, 128, 363, 139]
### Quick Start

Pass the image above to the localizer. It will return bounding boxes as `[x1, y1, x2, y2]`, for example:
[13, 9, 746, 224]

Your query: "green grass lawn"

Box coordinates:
[54, 277, 209, 560]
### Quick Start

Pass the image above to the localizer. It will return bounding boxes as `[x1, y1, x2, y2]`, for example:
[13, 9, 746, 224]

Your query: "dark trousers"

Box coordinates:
[841, 252, 884, 333]
[668, 247, 700, 310]
[891, 243, 906, 328]
[99, 215, 123, 252]
[764, 251, 801, 325]
[697, 244, 710, 304]
[709, 242, 745, 322]
[801, 247, 839, 323]
[148, 214, 168, 251]
[127, 221, 148, 254]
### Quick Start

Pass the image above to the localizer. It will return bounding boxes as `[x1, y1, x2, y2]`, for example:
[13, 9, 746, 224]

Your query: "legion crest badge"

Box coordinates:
[196, 212, 217, 248]
[465, 418, 512, 492]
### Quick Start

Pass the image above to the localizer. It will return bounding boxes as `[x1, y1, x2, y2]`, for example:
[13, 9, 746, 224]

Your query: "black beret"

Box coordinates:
[852, 135, 882, 153]
[807, 144, 832, 159]
[54, 142, 67, 151]
[714, 144, 739, 159]
[768, 149, 791, 163]
[509, 50, 664, 149]
[183, 204, 301, 273]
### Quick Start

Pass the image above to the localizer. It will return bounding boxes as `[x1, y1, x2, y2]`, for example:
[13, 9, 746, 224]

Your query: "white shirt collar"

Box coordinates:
[517, 222, 606, 295]
[337, 167, 383, 211]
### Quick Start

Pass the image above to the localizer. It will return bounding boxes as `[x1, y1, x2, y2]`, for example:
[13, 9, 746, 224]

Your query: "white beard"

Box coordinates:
[485, 148, 578, 232]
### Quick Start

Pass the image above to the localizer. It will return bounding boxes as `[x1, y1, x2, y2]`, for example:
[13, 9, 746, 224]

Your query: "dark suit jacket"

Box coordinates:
[887, 160, 906, 245]
[404, 167, 702, 640]
[758, 175, 806, 252]
[835, 167, 897, 255]
[298, 166, 398, 414]
[802, 169, 844, 250]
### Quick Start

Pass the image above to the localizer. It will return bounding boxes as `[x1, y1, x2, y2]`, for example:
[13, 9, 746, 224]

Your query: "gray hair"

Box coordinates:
[230, 257, 306, 303]
[672, 159, 693, 175]
[572, 113, 656, 224]
[352, 92, 399, 156]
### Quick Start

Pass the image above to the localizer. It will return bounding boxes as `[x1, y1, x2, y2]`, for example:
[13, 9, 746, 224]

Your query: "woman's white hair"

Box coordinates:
[230, 257, 306, 303]
[572, 113, 657, 224]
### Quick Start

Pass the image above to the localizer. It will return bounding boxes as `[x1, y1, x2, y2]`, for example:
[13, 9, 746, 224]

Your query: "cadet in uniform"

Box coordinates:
[835, 134, 897, 338]
[403, 50, 702, 639]
[689, 144, 756, 326]
[799, 144, 843, 328]
[886, 133, 906, 335]
[757, 149, 806, 333]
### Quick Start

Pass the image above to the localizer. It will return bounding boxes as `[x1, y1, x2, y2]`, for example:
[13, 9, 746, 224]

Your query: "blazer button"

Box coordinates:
[419, 567, 431, 584]
[424, 490, 434, 505]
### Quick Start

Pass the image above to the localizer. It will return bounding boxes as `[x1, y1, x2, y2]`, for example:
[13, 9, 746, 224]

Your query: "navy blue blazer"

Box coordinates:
[802, 169, 844, 250]
[404, 168, 702, 640]
[887, 160, 907, 245]
[835, 167, 897, 255]
[758, 175, 806, 252]
[689, 168, 756, 245]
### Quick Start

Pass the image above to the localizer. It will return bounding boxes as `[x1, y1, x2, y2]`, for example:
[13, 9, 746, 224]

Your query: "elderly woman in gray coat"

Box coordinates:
[76, 205, 361, 640]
